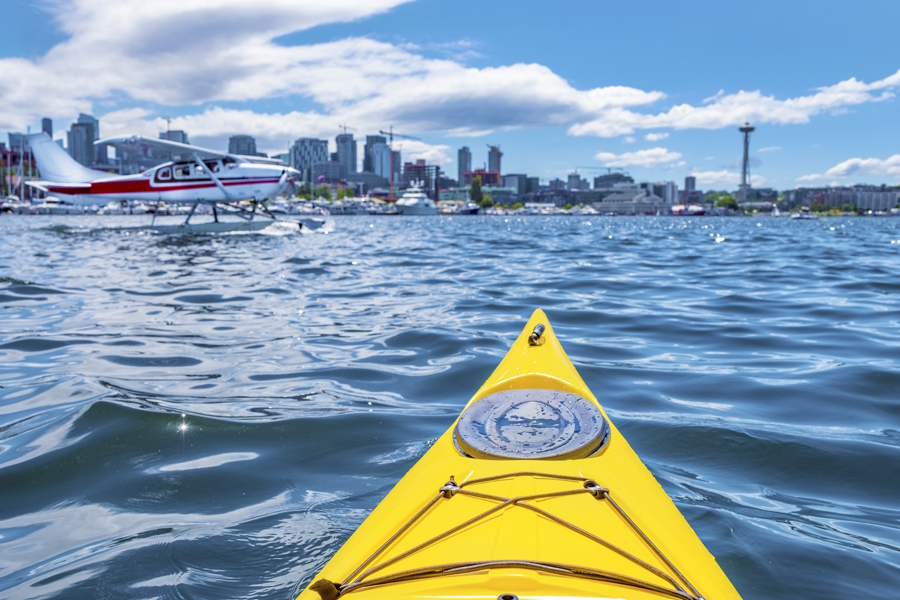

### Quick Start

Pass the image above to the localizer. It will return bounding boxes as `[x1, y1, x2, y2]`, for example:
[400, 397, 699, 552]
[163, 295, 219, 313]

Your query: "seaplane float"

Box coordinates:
[24, 132, 327, 234]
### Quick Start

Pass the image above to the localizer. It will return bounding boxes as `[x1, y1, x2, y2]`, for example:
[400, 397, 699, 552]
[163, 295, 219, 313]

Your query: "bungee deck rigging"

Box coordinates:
[313, 471, 704, 600]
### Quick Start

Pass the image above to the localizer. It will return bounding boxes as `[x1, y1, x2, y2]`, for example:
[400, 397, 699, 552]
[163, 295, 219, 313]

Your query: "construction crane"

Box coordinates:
[338, 123, 356, 134]
[379, 127, 421, 196]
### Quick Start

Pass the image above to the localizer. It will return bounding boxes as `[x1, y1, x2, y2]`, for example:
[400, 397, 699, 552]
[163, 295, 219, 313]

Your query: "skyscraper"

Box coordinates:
[364, 135, 386, 172]
[458, 146, 471, 185]
[371, 143, 392, 179]
[289, 138, 329, 183]
[487, 145, 502, 175]
[228, 135, 257, 156]
[41, 118, 52, 138]
[75, 113, 104, 164]
[392, 150, 401, 184]
[67, 122, 95, 167]
[684, 175, 696, 193]
[336, 133, 357, 174]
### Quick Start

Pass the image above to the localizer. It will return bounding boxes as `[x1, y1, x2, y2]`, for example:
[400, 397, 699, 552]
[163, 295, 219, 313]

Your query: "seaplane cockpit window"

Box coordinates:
[156, 167, 172, 181]
[171, 164, 210, 180]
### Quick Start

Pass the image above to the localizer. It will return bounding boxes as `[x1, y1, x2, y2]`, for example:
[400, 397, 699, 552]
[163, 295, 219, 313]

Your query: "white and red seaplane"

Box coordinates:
[25, 132, 324, 232]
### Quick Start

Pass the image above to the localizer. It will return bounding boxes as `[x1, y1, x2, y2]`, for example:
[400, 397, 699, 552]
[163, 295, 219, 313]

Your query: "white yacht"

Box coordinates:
[395, 182, 437, 215]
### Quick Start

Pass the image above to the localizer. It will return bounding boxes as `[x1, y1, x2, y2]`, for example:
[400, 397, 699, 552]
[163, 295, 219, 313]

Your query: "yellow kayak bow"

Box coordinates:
[299, 309, 742, 600]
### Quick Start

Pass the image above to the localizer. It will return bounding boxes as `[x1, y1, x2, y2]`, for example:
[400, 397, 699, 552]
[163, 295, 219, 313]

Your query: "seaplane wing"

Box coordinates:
[98, 136, 283, 164]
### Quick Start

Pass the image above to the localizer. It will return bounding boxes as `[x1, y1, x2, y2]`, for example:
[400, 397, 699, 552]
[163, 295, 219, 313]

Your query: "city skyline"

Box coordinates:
[1, 1, 899, 189]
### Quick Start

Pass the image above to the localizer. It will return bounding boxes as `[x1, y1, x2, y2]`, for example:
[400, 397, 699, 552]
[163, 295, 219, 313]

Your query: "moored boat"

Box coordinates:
[395, 182, 437, 215]
[298, 310, 742, 600]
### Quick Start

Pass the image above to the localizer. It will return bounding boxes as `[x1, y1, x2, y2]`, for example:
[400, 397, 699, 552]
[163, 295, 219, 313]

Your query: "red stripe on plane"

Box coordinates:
[49, 178, 282, 196]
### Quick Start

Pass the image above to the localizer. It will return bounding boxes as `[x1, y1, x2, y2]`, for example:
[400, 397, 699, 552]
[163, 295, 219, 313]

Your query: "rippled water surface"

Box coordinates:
[1, 214, 899, 599]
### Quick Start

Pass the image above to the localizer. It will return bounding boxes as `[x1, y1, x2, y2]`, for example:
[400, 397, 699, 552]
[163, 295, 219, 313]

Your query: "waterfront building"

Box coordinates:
[228, 135, 257, 156]
[788, 185, 898, 211]
[439, 187, 470, 201]
[363, 135, 386, 172]
[482, 186, 518, 206]
[594, 190, 668, 215]
[41, 118, 52, 138]
[502, 174, 528, 196]
[458, 146, 472, 185]
[526, 177, 540, 194]
[312, 159, 345, 184]
[290, 138, 329, 183]
[271, 152, 290, 165]
[548, 178, 566, 191]
[346, 171, 389, 194]
[336, 133, 357, 174]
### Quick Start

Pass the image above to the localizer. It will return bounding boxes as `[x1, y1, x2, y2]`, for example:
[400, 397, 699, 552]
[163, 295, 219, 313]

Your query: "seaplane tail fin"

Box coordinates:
[26, 133, 110, 183]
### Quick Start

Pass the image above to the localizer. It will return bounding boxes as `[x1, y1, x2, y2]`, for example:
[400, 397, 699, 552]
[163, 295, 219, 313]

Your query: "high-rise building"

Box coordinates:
[458, 146, 471, 185]
[289, 138, 329, 183]
[487, 145, 502, 175]
[75, 113, 105, 164]
[371, 143, 392, 179]
[336, 133, 357, 174]
[41, 118, 52, 138]
[67, 122, 95, 167]
[526, 177, 540, 194]
[228, 135, 257, 156]
[684, 175, 696, 193]
[364, 135, 386, 172]
[567, 173, 583, 191]
[159, 130, 189, 144]
[392, 150, 401, 184]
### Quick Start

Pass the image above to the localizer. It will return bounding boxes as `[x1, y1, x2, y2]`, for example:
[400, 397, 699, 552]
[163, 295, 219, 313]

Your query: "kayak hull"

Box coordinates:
[298, 310, 742, 600]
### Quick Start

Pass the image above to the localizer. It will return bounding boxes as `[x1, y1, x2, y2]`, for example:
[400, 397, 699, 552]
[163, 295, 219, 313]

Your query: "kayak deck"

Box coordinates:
[299, 310, 741, 600]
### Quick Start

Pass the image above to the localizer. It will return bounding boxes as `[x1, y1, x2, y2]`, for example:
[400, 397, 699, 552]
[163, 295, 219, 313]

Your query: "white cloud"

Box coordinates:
[595, 147, 682, 168]
[623, 136, 636, 144]
[823, 155, 900, 179]
[758, 146, 782, 153]
[1, 0, 898, 156]
[797, 154, 900, 183]
[796, 173, 823, 182]
[568, 69, 900, 137]
[690, 170, 767, 186]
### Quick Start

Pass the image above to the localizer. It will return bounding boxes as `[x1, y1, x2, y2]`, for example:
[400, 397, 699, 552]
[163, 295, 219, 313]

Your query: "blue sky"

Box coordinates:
[2, 0, 898, 189]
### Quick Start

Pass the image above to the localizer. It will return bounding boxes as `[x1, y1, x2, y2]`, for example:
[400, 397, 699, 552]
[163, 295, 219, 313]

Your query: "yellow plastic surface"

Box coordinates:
[298, 309, 742, 600]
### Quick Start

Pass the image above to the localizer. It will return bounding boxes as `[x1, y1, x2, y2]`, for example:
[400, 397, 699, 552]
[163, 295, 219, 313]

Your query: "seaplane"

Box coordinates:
[24, 132, 326, 233]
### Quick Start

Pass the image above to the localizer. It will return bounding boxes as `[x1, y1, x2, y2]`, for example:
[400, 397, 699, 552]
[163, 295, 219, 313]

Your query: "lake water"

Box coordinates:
[1, 214, 899, 599]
